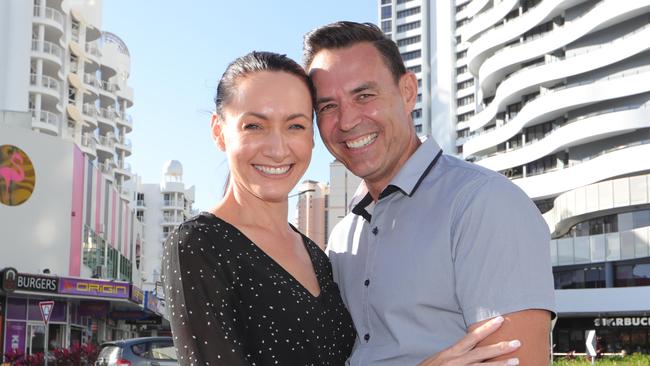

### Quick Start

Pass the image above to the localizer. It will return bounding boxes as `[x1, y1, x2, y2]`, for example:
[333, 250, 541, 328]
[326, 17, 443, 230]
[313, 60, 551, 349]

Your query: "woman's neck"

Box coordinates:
[212, 185, 290, 234]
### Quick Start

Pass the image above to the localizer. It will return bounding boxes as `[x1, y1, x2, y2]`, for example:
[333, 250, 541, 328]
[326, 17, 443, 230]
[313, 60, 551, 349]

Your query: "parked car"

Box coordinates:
[95, 337, 177, 366]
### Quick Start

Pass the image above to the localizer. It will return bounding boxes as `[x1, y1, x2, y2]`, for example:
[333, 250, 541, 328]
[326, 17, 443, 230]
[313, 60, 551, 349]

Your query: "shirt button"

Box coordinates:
[364, 333, 370, 342]
[372, 227, 379, 235]
[364, 279, 370, 287]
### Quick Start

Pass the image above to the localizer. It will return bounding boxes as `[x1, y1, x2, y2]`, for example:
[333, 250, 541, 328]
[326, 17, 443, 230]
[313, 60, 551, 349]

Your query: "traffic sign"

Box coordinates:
[586, 329, 597, 356]
[39, 301, 55, 325]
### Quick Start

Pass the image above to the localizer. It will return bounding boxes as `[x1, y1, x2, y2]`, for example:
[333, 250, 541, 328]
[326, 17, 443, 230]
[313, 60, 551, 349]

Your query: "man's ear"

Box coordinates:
[399, 71, 418, 112]
[210, 112, 226, 151]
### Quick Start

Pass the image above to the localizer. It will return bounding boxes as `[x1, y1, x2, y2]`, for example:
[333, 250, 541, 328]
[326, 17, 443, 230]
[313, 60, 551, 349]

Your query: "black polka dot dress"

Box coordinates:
[162, 212, 356, 366]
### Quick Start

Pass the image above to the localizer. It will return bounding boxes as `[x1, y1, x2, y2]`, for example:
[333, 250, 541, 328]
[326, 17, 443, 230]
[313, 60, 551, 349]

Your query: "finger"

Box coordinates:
[450, 316, 505, 353]
[470, 357, 520, 366]
[464, 340, 521, 364]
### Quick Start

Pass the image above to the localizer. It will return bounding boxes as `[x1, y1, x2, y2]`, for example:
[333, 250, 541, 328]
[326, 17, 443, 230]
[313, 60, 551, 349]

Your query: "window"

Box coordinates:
[407, 65, 421, 73]
[457, 94, 474, 106]
[381, 5, 392, 19]
[401, 49, 421, 61]
[457, 111, 474, 122]
[396, 0, 414, 4]
[456, 18, 470, 28]
[381, 20, 392, 33]
[417, 79, 422, 87]
[411, 109, 422, 119]
[416, 93, 422, 102]
[456, 65, 467, 75]
[397, 6, 420, 18]
[456, 50, 467, 59]
[456, 3, 468, 12]
[397, 35, 421, 47]
[615, 261, 650, 287]
[553, 265, 605, 289]
[457, 79, 474, 90]
[397, 20, 420, 33]
[381, 0, 391, 4]
[414, 124, 422, 133]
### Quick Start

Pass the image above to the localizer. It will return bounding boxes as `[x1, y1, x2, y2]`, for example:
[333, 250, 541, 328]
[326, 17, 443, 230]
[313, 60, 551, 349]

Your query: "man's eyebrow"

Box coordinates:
[351, 82, 378, 94]
[315, 82, 378, 105]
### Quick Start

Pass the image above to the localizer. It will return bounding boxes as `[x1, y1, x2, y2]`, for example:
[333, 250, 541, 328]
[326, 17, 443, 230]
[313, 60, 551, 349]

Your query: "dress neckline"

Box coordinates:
[200, 211, 324, 299]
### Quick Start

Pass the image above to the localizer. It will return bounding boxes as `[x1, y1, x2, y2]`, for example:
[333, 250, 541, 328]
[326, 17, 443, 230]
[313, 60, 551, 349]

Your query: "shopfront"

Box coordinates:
[1, 269, 145, 357]
[554, 316, 650, 354]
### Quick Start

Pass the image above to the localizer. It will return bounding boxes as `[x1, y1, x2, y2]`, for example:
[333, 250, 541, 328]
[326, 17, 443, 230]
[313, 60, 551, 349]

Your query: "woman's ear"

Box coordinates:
[210, 112, 226, 151]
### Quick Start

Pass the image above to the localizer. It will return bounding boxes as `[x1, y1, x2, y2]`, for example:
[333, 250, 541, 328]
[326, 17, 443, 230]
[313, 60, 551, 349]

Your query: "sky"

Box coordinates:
[102, 1, 376, 216]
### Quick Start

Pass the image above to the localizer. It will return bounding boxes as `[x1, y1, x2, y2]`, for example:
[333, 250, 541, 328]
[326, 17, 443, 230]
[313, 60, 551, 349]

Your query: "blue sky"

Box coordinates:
[102, 1, 376, 214]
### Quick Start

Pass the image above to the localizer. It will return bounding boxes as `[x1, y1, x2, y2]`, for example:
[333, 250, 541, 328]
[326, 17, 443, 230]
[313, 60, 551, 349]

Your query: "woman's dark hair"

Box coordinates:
[214, 51, 316, 117]
[303, 21, 407, 83]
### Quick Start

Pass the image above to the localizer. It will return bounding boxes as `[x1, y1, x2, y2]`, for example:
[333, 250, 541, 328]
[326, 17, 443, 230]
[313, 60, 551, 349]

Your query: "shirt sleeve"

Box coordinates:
[451, 175, 556, 327]
[162, 224, 250, 366]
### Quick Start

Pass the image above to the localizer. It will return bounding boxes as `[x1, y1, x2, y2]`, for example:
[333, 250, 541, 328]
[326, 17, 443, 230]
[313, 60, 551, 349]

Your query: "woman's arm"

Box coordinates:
[163, 225, 249, 366]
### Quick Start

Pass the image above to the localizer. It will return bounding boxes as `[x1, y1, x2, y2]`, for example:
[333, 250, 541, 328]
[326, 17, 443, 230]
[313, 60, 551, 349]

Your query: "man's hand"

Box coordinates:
[417, 316, 521, 366]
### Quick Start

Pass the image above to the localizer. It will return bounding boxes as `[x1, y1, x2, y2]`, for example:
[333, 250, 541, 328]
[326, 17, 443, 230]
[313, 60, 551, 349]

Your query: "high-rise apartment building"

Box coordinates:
[379, 0, 457, 151]
[381, 0, 650, 354]
[295, 180, 329, 249]
[327, 160, 362, 239]
[129, 161, 195, 293]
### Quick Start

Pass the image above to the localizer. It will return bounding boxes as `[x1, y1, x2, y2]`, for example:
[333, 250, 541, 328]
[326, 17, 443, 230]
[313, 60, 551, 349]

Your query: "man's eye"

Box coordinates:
[243, 123, 261, 130]
[319, 104, 336, 113]
[358, 93, 374, 101]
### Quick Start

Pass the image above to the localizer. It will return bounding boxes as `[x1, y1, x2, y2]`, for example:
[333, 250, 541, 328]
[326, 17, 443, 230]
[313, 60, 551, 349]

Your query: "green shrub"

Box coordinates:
[553, 353, 650, 365]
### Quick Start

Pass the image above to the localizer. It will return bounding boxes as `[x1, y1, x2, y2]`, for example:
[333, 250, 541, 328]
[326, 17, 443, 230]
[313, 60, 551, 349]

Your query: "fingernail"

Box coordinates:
[506, 358, 519, 365]
[493, 316, 504, 324]
[509, 340, 521, 348]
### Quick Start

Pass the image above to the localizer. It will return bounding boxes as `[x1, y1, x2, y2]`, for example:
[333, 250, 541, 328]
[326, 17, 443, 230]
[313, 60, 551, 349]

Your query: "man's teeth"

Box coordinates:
[254, 165, 291, 175]
[346, 133, 377, 149]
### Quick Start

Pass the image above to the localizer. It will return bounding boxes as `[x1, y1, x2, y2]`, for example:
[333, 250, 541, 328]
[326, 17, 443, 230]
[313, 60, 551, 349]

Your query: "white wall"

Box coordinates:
[0, 124, 74, 275]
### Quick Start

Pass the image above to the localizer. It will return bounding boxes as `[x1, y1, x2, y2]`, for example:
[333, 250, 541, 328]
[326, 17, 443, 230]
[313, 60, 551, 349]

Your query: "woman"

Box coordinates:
[163, 51, 521, 366]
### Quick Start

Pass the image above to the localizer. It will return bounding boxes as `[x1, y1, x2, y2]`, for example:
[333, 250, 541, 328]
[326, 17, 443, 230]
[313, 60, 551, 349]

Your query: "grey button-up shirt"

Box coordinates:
[327, 138, 555, 366]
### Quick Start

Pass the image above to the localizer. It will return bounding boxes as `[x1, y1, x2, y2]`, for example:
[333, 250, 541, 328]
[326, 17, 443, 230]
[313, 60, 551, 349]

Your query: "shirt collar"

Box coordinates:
[351, 137, 443, 221]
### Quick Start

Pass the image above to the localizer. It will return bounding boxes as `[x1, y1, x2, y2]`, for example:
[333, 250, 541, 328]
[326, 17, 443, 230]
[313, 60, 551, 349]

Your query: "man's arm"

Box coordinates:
[469, 310, 552, 365]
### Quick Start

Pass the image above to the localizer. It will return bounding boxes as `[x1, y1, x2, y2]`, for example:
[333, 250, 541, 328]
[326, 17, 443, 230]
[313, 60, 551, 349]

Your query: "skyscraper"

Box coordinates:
[380, 0, 650, 354]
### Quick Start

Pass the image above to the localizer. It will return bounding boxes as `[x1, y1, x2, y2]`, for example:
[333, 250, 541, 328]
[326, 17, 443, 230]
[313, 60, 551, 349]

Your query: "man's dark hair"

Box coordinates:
[214, 51, 316, 117]
[303, 21, 406, 83]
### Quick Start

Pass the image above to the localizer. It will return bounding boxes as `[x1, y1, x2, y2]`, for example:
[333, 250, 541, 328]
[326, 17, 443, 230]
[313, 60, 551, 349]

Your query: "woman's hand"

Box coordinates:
[417, 316, 520, 366]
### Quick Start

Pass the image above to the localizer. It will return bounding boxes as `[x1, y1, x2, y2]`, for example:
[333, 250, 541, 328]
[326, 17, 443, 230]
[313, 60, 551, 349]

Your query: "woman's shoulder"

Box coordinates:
[166, 212, 234, 248]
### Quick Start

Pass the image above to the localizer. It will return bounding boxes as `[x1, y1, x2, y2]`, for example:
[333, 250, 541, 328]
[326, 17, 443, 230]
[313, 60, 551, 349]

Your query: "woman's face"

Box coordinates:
[213, 71, 314, 203]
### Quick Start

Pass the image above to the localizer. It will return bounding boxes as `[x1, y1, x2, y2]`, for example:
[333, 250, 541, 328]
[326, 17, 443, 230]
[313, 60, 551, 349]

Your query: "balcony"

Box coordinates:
[116, 112, 133, 132]
[30, 109, 59, 135]
[161, 216, 182, 226]
[80, 133, 97, 159]
[85, 41, 102, 60]
[83, 73, 101, 91]
[114, 160, 132, 179]
[31, 39, 63, 65]
[29, 73, 61, 100]
[32, 5, 65, 33]
[97, 107, 117, 129]
[115, 136, 132, 156]
[96, 134, 116, 161]
[98, 162, 114, 180]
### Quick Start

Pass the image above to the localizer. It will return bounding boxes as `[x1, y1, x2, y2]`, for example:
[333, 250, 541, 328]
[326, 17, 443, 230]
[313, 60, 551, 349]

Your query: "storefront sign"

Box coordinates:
[59, 278, 129, 299]
[144, 291, 161, 315]
[1, 267, 18, 293]
[130, 285, 144, 305]
[594, 317, 650, 327]
[1, 269, 57, 294]
[126, 316, 162, 325]
[3, 321, 26, 353]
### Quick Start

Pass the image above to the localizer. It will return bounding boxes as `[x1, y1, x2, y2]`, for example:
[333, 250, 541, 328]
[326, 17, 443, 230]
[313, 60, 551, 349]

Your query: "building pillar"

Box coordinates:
[605, 261, 614, 287]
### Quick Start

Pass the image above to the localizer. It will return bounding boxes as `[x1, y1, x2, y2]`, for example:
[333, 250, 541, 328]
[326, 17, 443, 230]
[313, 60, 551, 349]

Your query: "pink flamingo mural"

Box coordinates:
[0, 152, 26, 198]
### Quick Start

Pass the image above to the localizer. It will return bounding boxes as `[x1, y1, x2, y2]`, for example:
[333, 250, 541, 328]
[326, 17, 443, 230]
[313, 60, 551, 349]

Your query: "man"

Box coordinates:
[303, 22, 555, 365]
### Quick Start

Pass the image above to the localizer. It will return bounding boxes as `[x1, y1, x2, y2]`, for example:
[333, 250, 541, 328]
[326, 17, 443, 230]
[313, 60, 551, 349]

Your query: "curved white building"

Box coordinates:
[0, 0, 135, 195]
[455, 0, 650, 354]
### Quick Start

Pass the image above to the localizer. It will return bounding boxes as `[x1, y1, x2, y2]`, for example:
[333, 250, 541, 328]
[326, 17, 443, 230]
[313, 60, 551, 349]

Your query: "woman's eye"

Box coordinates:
[289, 124, 306, 130]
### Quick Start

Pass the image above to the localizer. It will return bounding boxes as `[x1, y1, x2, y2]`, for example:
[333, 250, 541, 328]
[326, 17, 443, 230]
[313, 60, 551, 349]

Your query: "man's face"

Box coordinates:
[308, 42, 418, 192]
